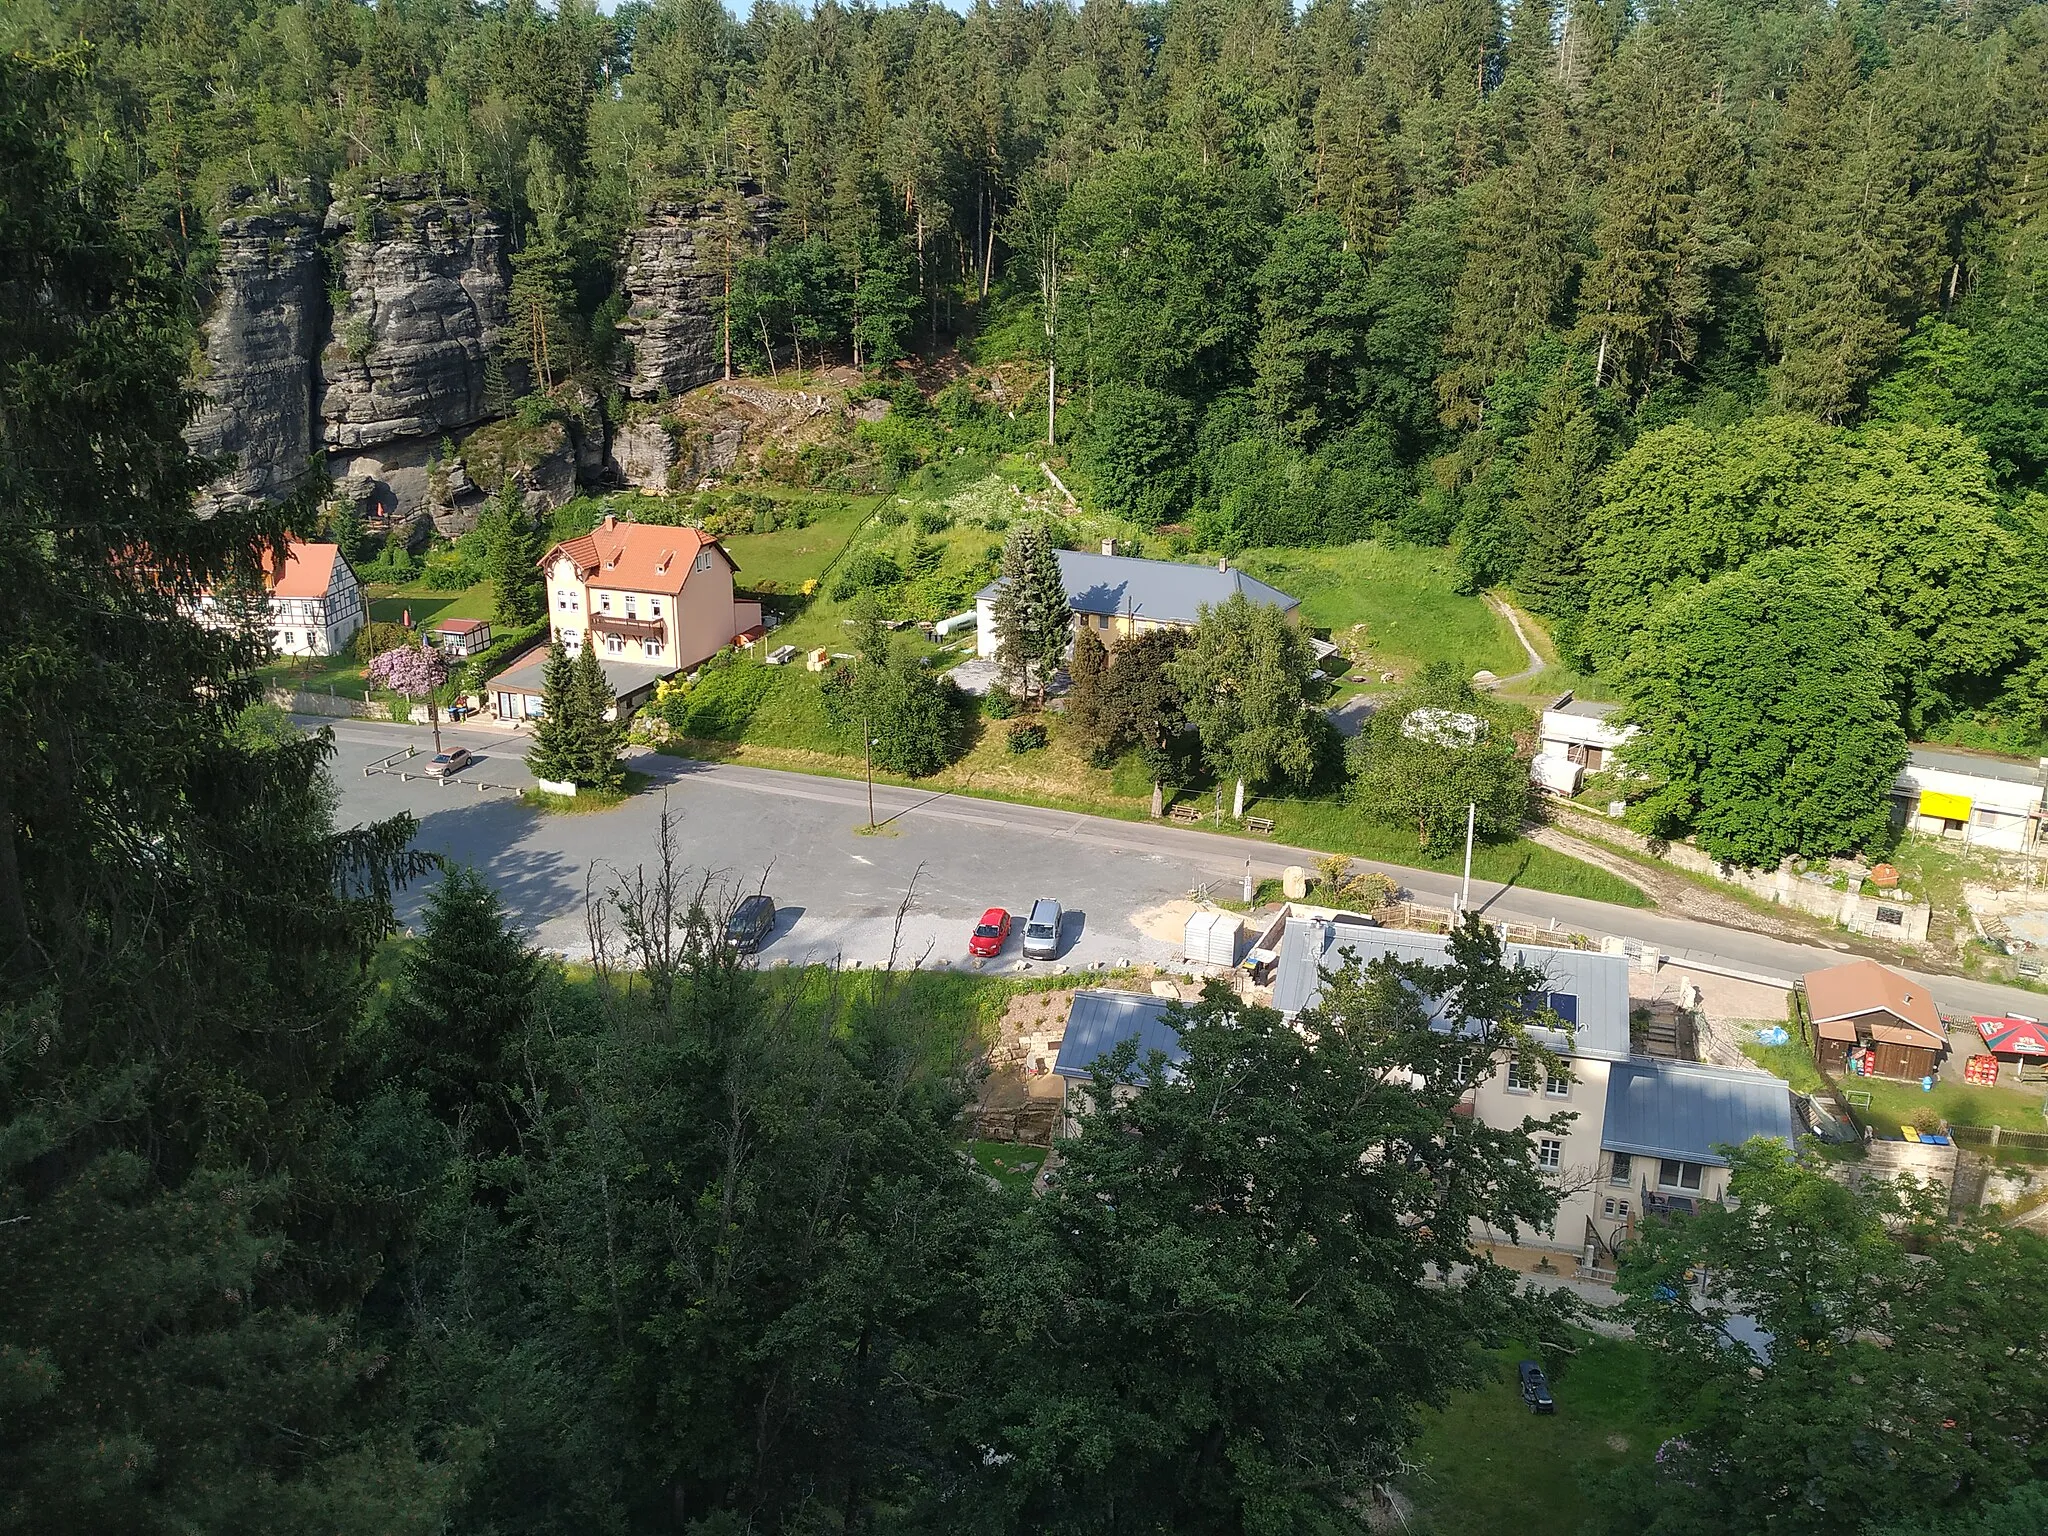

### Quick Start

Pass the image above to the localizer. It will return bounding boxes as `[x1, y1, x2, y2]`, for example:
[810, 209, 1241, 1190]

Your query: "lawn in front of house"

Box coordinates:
[365, 578, 499, 629]
[1402, 1334, 1666, 1536]
[256, 650, 366, 697]
[970, 1140, 1047, 1193]
[1225, 542, 1526, 685]
[719, 494, 880, 594]
[1741, 1039, 2048, 1136]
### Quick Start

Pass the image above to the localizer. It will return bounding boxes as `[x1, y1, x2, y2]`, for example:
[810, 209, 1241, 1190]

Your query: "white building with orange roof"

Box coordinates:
[193, 537, 364, 658]
[487, 515, 762, 721]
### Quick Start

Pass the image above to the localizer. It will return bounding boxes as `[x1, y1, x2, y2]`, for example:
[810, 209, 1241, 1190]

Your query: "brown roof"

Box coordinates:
[435, 617, 488, 634]
[263, 539, 343, 599]
[1804, 960, 1945, 1047]
[543, 515, 731, 595]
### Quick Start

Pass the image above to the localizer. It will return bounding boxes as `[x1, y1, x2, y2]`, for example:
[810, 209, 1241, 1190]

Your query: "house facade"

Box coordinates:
[1892, 747, 2046, 855]
[489, 515, 763, 721]
[974, 548, 1300, 662]
[1533, 696, 1638, 796]
[1271, 913, 1797, 1268]
[193, 538, 365, 658]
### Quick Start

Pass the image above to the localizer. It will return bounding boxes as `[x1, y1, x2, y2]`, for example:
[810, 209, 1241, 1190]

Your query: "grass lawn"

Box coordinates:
[1403, 1334, 1665, 1536]
[970, 1140, 1047, 1193]
[522, 767, 657, 815]
[257, 650, 365, 696]
[1741, 1040, 2048, 1136]
[1227, 542, 1525, 683]
[721, 495, 880, 593]
[365, 579, 499, 628]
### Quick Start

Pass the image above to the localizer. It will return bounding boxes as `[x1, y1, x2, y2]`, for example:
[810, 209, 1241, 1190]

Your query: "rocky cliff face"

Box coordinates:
[185, 197, 325, 508]
[319, 177, 514, 452]
[617, 186, 779, 401]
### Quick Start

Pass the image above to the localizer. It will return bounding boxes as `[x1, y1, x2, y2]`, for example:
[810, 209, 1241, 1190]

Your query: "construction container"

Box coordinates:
[1183, 910, 1243, 969]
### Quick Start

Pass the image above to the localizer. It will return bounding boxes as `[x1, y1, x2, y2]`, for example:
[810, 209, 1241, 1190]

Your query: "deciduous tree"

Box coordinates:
[1166, 593, 1322, 818]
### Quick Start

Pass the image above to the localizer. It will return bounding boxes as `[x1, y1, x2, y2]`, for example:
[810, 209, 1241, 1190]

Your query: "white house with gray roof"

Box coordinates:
[1273, 914, 1797, 1269]
[1892, 747, 2046, 854]
[974, 548, 1300, 661]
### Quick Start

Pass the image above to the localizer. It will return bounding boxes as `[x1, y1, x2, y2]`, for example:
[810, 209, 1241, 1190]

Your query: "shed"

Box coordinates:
[1051, 991, 1186, 1082]
[1183, 909, 1242, 968]
[432, 616, 493, 657]
[1804, 959, 1948, 1081]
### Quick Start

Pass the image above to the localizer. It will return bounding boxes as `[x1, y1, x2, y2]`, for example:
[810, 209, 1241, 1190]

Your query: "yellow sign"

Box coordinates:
[1918, 790, 1973, 822]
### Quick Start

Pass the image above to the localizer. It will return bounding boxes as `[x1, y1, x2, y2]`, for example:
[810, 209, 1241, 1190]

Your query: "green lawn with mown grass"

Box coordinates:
[720, 495, 880, 593]
[970, 1140, 1047, 1193]
[365, 579, 499, 628]
[1403, 1335, 1666, 1536]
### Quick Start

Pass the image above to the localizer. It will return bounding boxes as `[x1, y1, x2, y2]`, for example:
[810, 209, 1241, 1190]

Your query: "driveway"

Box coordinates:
[304, 717, 2048, 1020]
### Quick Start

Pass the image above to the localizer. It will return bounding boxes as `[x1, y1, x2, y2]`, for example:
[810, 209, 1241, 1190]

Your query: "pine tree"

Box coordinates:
[1511, 372, 1603, 614]
[572, 638, 626, 792]
[525, 638, 584, 785]
[1066, 623, 1110, 753]
[993, 522, 1071, 703]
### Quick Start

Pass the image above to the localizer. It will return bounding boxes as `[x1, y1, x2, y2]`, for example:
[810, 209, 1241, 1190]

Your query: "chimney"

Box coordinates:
[1101, 538, 1116, 557]
[601, 514, 617, 533]
[1218, 557, 1229, 573]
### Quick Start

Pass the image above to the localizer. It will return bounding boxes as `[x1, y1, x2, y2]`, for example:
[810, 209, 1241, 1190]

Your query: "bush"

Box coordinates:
[353, 620, 411, 662]
[982, 685, 1018, 720]
[912, 504, 952, 534]
[831, 549, 902, 600]
[657, 659, 778, 740]
[422, 555, 481, 591]
[1006, 720, 1048, 754]
[875, 504, 908, 529]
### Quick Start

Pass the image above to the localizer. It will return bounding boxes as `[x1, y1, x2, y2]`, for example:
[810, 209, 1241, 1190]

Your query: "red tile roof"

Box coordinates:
[263, 539, 343, 599]
[434, 617, 489, 634]
[543, 515, 733, 595]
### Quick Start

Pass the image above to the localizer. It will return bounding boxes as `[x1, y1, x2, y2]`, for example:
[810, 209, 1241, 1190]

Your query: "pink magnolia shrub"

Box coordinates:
[366, 643, 449, 697]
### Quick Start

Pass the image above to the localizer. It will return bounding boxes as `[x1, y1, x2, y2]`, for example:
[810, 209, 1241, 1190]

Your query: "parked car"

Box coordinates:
[1518, 1359, 1555, 1414]
[423, 747, 471, 778]
[726, 893, 778, 953]
[1021, 898, 1062, 960]
[969, 907, 1011, 958]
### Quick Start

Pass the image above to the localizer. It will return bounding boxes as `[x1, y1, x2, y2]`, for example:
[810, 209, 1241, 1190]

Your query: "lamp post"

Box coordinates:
[1458, 801, 1476, 914]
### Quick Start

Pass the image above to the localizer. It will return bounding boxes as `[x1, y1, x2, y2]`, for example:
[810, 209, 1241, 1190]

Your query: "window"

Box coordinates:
[624, 595, 638, 618]
[1506, 1060, 1533, 1093]
[1545, 1065, 1572, 1098]
[605, 633, 625, 655]
[1609, 1152, 1633, 1186]
[642, 638, 661, 659]
[1523, 991, 1580, 1025]
[599, 592, 612, 613]
[1659, 1159, 1704, 1191]
[1603, 1197, 1616, 1216]
[696, 550, 713, 571]
[650, 598, 662, 618]
[562, 628, 580, 651]
[1537, 1138, 1563, 1171]
[557, 591, 570, 610]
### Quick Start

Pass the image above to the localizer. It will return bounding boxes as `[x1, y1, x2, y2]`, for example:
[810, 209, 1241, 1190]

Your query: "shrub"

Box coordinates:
[657, 659, 778, 740]
[353, 620, 410, 662]
[422, 555, 481, 591]
[1006, 720, 1048, 754]
[982, 685, 1018, 720]
[913, 504, 952, 535]
[875, 504, 908, 529]
[831, 549, 902, 600]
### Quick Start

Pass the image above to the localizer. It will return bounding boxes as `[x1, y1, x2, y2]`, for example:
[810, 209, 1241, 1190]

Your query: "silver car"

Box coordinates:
[1021, 898, 1062, 960]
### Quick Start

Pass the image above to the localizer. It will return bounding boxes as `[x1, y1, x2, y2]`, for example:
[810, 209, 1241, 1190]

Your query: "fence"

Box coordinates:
[1949, 1123, 2048, 1154]
[363, 744, 523, 797]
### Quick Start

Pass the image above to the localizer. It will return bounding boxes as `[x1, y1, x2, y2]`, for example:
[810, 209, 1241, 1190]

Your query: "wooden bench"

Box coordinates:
[1244, 815, 1275, 836]
[1169, 804, 1206, 826]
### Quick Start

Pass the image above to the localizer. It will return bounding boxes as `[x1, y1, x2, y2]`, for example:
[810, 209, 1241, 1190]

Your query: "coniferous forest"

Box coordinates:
[6, 3, 2048, 1533]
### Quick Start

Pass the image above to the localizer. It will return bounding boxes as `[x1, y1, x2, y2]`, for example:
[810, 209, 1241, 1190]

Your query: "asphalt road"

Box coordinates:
[307, 716, 2048, 1018]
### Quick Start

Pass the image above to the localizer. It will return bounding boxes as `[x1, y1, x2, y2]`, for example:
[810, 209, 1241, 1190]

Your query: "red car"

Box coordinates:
[969, 907, 1012, 958]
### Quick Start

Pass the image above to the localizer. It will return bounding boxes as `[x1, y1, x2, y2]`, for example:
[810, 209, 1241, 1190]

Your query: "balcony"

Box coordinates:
[591, 613, 667, 643]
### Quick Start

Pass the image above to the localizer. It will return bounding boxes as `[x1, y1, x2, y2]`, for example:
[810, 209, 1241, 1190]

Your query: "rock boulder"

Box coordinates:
[616, 185, 779, 401]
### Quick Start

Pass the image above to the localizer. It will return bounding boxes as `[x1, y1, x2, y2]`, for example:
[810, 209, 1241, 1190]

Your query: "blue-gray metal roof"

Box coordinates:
[1271, 916, 1630, 1059]
[976, 550, 1299, 627]
[1601, 1060, 1797, 1165]
[1052, 990, 1186, 1079]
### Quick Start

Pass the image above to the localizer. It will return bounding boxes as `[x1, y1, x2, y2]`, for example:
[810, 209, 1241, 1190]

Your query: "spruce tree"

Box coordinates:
[1019, 522, 1071, 704]
[1511, 371, 1603, 615]
[525, 638, 585, 785]
[479, 480, 546, 628]
[384, 865, 544, 1153]
[571, 638, 626, 792]
[1066, 623, 1110, 753]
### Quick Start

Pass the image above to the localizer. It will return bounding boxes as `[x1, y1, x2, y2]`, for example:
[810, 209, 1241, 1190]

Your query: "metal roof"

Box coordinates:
[1270, 917, 1630, 1059]
[1552, 697, 1622, 719]
[1904, 746, 2047, 789]
[486, 645, 674, 701]
[1601, 1060, 1797, 1166]
[976, 550, 1299, 627]
[1051, 990, 1186, 1079]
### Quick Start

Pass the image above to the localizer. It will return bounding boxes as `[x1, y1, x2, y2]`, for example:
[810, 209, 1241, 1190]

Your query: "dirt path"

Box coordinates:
[1527, 822, 1833, 943]
[1482, 595, 1546, 689]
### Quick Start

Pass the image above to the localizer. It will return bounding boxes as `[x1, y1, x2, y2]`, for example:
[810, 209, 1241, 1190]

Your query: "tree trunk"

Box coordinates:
[1047, 357, 1056, 445]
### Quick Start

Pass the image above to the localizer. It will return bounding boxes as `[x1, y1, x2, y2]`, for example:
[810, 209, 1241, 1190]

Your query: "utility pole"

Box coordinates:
[1458, 801, 1476, 914]
[863, 715, 876, 831]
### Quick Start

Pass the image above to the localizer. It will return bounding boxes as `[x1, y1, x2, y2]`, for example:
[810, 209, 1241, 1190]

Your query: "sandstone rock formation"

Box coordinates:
[616, 185, 779, 401]
[185, 193, 325, 508]
[609, 417, 679, 492]
[319, 177, 514, 448]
